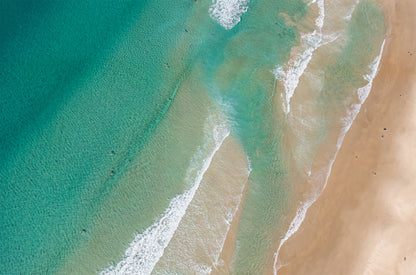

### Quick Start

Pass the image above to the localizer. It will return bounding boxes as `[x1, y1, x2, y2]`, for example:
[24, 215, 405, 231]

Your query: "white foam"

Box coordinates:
[209, 0, 250, 30]
[345, 0, 361, 22]
[273, 39, 385, 274]
[275, 0, 334, 115]
[101, 112, 230, 275]
[315, 0, 325, 29]
[273, 199, 314, 273]
[358, 40, 385, 104]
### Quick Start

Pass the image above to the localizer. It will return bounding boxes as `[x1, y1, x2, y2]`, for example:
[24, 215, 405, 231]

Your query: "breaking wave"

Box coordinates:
[101, 112, 230, 275]
[209, 0, 250, 30]
[273, 0, 337, 115]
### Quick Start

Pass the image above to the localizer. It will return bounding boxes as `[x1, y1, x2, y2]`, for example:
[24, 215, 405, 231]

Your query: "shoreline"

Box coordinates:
[273, 36, 387, 274]
[272, 0, 416, 273]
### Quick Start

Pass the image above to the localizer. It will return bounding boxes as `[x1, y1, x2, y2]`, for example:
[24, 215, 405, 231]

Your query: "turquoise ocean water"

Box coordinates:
[0, 0, 385, 274]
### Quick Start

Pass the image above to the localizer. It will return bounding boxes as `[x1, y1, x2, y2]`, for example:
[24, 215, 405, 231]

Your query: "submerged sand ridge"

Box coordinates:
[152, 135, 250, 274]
[274, 0, 416, 274]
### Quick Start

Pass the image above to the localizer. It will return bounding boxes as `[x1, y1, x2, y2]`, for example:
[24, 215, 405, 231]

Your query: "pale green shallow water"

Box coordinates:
[0, 0, 385, 274]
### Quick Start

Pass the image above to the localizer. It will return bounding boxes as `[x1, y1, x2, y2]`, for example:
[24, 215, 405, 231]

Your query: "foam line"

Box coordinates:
[274, 0, 331, 115]
[272, 199, 314, 273]
[358, 40, 385, 104]
[315, 0, 325, 29]
[273, 39, 385, 274]
[101, 113, 230, 275]
[345, 0, 361, 21]
[212, 162, 252, 270]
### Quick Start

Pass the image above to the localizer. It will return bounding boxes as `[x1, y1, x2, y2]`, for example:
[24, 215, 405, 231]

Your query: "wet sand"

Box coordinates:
[274, 0, 416, 274]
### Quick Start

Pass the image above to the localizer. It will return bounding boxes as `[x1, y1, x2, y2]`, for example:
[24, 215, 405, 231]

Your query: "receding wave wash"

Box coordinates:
[0, 0, 385, 274]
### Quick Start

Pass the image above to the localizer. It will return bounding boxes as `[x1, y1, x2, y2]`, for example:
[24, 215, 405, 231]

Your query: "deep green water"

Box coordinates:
[0, 0, 385, 274]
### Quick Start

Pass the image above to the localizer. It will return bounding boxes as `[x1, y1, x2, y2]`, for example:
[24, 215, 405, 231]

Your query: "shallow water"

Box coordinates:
[0, 0, 385, 274]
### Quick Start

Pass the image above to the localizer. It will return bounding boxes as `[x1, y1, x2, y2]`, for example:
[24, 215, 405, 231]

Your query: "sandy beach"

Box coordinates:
[274, 0, 416, 274]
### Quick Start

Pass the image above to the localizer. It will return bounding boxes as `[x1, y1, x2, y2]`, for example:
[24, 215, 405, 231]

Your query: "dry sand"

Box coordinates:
[274, 0, 416, 274]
